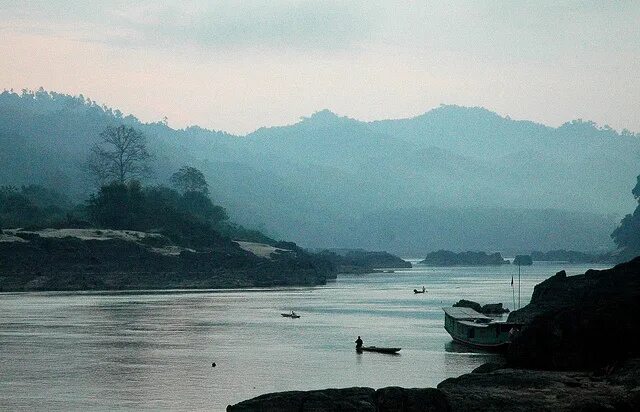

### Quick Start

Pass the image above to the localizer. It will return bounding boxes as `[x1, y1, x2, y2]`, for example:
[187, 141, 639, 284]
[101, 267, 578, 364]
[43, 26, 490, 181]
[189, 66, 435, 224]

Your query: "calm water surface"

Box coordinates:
[0, 261, 610, 411]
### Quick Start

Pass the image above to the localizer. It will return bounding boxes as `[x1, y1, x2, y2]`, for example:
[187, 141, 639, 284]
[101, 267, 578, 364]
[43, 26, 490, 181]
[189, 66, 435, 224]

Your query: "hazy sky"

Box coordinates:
[1, 1, 639, 134]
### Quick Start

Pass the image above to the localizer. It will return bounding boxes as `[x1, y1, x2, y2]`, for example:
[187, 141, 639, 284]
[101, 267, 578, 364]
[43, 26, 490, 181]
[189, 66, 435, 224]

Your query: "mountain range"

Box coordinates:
[1, 89, 637, 255]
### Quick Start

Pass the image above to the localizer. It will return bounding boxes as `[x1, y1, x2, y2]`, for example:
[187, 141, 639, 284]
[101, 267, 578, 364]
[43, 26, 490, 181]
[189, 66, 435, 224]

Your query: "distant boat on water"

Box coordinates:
[281, 312, 300, 319]
[442, 307, 520, 350]
[357, 346, 401, 354]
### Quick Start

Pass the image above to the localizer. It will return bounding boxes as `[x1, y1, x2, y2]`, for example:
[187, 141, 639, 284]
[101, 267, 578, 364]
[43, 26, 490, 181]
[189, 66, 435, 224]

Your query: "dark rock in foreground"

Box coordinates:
[419, 250, 508, 266]
[507, 256, 640, 370]
[438, 359, 640, 412]
[227, 386, 450, 412]
[228, 359, 640, 411]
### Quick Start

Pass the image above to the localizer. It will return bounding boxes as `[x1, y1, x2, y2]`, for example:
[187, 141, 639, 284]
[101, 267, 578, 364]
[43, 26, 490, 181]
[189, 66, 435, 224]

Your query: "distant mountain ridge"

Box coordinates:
[1, 89, 637, 254]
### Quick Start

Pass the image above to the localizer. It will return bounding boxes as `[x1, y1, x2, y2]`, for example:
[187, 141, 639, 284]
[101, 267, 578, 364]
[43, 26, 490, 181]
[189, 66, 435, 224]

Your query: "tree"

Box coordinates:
[88, 125, 152, 185]
[179, 191, 228, 224]
[632, 175, 640, 200]
[611, 174, 640, 257]
[170, 166, 209, 195]
[86, 181, 146, 230]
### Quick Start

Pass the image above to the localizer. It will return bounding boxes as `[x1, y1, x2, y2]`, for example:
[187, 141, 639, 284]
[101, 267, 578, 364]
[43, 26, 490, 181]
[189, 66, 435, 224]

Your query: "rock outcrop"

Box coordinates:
[227, 386, 450, 412]
[438, 359, 640, 412]
[452, 300, 509, 315]
[507, 256, 640, 370]
[227, 359, 640, 411]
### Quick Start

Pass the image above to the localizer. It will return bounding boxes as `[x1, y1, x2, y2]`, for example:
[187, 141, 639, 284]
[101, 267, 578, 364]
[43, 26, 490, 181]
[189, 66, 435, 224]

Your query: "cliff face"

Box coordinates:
[507, 256, 640, 369]
[0, 229, 335, 291]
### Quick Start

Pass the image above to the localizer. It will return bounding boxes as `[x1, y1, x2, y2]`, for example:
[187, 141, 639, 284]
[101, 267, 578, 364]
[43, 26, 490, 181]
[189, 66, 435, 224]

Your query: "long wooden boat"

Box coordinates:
[357, 346, 401, 354]
[442, 307, 520, 350]
[281, 313, 300, 319]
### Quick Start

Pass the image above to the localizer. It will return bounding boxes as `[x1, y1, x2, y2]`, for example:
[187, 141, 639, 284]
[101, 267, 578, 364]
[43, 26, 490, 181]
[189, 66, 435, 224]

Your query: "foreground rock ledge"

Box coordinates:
[227, 386, 449, 412]
[227, 360, 640, 411]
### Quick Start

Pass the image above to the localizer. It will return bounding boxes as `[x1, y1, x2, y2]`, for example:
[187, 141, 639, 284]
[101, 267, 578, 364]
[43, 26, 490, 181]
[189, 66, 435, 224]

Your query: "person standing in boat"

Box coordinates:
[355, 336, 363, 349]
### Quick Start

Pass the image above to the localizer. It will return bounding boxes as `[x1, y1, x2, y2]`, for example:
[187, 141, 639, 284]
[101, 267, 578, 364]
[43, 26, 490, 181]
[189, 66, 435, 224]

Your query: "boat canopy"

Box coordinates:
[442, 307, 492, 321]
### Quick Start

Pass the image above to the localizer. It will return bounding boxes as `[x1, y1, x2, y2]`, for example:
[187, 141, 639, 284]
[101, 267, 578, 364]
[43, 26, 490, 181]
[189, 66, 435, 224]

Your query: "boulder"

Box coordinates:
[452, 300, 508, 315]
[452, 300, 482, 312]
[480, 303, 509, 314]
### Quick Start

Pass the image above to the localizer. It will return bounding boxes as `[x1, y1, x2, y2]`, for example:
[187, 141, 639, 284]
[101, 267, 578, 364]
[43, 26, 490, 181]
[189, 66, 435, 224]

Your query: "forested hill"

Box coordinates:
[1, 89, 638, 254]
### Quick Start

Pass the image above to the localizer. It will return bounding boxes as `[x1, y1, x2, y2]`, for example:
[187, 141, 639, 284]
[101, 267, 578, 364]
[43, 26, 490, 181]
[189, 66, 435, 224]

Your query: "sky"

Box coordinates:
[1, 1, 639, 134]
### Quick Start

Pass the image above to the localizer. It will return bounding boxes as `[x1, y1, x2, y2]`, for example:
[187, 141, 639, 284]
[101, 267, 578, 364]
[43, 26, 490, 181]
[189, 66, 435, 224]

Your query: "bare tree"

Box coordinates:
[88, 125, 152, 185]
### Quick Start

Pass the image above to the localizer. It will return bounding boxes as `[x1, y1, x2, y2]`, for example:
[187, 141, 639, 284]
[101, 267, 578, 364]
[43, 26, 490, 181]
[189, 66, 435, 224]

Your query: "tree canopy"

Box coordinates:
[86, 181, 228, 247]
[170, 166, 209, 195]
[0, 185, 78, 228]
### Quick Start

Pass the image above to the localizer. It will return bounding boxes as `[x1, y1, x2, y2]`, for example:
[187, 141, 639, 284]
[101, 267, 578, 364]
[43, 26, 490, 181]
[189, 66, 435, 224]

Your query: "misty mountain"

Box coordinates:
[1, 89, 637, 254]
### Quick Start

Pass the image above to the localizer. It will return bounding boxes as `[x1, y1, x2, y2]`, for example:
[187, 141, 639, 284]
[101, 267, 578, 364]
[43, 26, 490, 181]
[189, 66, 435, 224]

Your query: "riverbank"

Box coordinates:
[0, 228, 415, 291]
[227, 256, 640, 411]
[0, 228, 336, 291]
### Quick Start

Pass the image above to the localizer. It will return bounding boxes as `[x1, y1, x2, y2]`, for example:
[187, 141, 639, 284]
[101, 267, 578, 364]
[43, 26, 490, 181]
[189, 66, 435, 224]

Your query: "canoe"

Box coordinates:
[281, 313, 300, 319]
[357, 346, 401, 354]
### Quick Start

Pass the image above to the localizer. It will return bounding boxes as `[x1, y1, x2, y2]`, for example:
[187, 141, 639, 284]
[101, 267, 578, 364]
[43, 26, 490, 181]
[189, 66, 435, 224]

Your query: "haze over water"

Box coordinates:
[0, 261, 610, 410]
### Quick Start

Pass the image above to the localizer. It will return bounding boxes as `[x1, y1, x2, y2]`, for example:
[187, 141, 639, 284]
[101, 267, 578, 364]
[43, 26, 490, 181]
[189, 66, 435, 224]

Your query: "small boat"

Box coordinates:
[281, 312, 300, 319]
[413, 289, 425, 294]
[442, 307, 520, 350]
[357, 346, 401, 354]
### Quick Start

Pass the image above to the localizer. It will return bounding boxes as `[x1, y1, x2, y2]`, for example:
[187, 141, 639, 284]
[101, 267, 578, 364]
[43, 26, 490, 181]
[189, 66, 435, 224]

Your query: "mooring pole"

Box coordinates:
[518, 264, 521, 309]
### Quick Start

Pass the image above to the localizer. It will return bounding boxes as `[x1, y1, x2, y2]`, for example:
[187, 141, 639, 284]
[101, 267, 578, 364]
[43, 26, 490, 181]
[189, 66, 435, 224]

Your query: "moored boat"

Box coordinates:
[442, 307, 519, 350]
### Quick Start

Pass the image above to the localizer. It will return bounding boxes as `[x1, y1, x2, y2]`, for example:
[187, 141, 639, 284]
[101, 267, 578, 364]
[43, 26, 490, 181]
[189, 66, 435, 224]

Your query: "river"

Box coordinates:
[0, 261, 610, 411]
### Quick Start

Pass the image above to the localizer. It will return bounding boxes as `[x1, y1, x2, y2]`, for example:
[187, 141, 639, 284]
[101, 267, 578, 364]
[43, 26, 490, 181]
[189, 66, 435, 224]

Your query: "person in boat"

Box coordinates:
[291, 310, 297, 317]
[355, 336, 363, 349]
[422, 286, 426, 293]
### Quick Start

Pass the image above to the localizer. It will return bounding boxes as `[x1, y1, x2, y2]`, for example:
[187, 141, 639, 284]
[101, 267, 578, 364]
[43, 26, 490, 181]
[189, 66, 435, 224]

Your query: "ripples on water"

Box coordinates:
[0, 261, 610, 410]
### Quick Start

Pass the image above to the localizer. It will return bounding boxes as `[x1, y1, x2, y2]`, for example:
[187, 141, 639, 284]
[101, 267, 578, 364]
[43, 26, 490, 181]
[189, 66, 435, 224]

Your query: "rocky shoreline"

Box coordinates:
[228, 360, 640, 411]
[227, 257, 640, 411]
